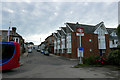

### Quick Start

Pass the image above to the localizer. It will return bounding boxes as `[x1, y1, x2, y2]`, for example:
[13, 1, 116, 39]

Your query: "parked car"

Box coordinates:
[44, 50, 49, 56]
[41, 50, 45, 54]
[28, 47, 32, 53]
[37, 48, 40, 52]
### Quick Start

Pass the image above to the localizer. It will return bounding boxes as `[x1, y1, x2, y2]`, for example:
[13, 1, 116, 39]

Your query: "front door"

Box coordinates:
[100, 49, 103, 56]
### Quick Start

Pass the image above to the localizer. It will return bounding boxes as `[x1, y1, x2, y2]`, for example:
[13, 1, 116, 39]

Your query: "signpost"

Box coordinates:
[76, 28, 84, 64]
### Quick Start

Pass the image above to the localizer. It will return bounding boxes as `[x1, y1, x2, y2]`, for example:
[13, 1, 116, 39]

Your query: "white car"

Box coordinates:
[44, 51, 49, 56]
[28, 47, 32, 53]
[37, 48, 40, 52]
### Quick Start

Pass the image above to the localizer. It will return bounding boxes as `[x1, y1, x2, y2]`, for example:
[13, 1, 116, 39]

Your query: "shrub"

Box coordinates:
[83, 55, 108, 65]
[83, 55, 95, 65]
[107, 50, 120, 66]
[117, 45, 120, 48]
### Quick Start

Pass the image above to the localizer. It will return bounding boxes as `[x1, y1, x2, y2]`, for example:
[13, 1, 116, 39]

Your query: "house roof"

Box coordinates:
[57, 30, 61, 37]
[61, 27, 66, 33]
[66, 22, 116, 34]
[53, 33, 60, 39]
[0, 29, 23, 41]
[57, 30, 61, 35]
[66, 22, 96, 33]
[61, 27, 66, 35]
[106, 28, 117, 34]
[106, 28, 118, 40]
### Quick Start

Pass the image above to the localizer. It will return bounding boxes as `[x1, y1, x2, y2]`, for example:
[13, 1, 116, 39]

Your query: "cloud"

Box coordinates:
[3, 7, 14, 13]
[1, 2, 118, 45]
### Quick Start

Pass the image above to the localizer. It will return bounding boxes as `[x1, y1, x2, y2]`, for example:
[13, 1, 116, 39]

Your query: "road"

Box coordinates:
[2, 49, 119, 79]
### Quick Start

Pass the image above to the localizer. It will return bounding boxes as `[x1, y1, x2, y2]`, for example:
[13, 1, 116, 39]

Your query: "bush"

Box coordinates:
[107, 50, 120, 66]
[83, 55, 108, 65]
[117, 45, 120, 48]
[83, 55, 95, 65]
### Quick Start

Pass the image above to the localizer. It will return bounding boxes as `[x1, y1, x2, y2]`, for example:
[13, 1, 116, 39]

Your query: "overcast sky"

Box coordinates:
[1, 1, 119, 45]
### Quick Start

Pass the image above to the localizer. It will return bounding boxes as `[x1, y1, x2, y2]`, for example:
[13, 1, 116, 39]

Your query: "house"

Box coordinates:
[107, 28, 118, 48]
[27, 42, 34, 49]
[0, 27, 25, 55]
[44, 34, 54, 54]
[39, 42, 45, 52]
[53, 22, 118, 59]
[107, 28, 118, 50]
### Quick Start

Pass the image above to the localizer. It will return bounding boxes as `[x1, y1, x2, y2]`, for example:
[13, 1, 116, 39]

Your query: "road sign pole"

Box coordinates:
[80, 35, 81, 47]
[76, 28, 84, 64]
[79, 35, 82, 64]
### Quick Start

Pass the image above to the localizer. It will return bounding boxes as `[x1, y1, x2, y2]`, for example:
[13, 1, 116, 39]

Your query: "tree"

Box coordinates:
[117, 24, 120, 46]
[29, 42, 34, 45]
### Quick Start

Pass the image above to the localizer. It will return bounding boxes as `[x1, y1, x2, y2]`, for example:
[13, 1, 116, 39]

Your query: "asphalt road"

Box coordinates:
[2, 49, 119, 79]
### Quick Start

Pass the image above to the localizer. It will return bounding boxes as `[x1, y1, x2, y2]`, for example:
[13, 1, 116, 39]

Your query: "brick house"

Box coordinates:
[0, 27, 25, 55]
[53, 33, 58, 55]
[54, 32, 61, 55]
[53, 22, 118, 59]
[44, 34, 54, 54]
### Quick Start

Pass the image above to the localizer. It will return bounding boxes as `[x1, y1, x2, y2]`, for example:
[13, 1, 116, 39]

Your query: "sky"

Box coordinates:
[0, 0, 119, 45]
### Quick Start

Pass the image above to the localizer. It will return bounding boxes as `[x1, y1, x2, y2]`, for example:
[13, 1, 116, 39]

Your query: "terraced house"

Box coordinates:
[53, 22, 118, 59]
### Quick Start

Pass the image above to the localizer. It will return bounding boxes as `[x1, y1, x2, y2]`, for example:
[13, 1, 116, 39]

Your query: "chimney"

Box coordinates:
[76, 22, 79, 24]
[12, 27, 16, 35]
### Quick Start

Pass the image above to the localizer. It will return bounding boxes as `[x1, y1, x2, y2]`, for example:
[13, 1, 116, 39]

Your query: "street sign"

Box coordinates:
[76, 28, 84, 37]
[76, 28, 84, 33]
[76, 33, 84, 36]
[77, 47, 83, 57]
[79, 47, 83, 51]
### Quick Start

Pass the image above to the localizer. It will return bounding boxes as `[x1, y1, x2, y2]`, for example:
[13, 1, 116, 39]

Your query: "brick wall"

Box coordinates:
[104, 34, 110, 56]
[54, 32, 110, 59]
[70, 33, 110, 59]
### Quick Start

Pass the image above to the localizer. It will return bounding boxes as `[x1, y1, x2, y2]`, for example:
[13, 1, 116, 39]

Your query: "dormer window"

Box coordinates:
[111, 32, 117, 36]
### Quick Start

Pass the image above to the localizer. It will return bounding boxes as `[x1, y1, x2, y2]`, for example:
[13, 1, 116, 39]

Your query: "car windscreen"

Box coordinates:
[0, 44, 15, 64]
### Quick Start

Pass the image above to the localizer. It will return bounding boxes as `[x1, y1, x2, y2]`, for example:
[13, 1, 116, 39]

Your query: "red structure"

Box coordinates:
[0, 42, 20, 70]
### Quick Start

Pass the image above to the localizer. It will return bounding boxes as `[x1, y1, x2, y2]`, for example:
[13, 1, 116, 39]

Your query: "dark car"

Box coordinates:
[41, 50, 45, 54]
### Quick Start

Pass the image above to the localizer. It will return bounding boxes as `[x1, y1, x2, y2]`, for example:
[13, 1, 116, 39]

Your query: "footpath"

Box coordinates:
[19, 52, 28, 66]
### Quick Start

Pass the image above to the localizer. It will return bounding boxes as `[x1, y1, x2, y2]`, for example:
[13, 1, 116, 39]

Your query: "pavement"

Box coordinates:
[19, 52, 28, 66]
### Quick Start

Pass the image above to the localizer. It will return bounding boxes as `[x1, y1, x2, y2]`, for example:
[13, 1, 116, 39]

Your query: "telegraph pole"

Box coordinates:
[8, 21, 11, 42]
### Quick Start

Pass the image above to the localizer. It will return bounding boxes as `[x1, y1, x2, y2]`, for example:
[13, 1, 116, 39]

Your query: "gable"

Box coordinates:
[110, 31, 117, 36]
[94, 23, 108, 34]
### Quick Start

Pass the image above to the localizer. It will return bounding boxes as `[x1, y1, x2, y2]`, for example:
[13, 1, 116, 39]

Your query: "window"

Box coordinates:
[16, 38, 18, 43]
[67, 48, 71, 53]
[116, 41, 118, 44]
[90, 49, 92, 52]
[66, 33, 72, 53]
[13, 37, 19, 43]
[98, 28, 105, 36]
[112, 40, 114, 44]
[89, 39, 92, 42]
[62, 36, 65, 39]
[1, 44, 15, 60]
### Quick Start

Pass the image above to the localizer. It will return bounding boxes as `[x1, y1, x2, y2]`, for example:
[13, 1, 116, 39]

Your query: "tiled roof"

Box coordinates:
[61, 27, 66, 33]
[106, 28, 117, 34]
[66, 22, 96, 33]
[106, 28, 118, 40]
